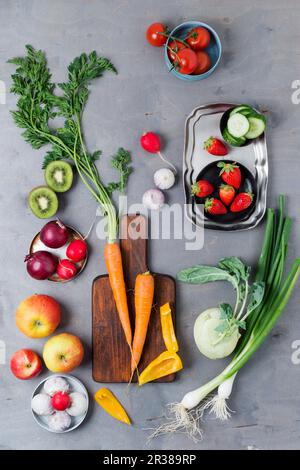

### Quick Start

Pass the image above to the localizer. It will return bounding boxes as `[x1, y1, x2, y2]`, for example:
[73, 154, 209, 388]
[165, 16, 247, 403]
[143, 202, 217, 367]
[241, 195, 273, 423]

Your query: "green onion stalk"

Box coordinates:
[150, 196, 300, 442]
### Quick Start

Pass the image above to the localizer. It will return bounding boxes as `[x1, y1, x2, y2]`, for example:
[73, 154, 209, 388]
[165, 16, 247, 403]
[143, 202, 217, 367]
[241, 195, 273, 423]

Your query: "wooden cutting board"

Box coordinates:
[92, 214, 176, 383]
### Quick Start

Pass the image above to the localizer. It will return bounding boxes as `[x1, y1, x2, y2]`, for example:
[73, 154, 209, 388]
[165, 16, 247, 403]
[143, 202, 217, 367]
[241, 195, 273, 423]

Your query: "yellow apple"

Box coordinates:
[43, 333, 84, 372]
[16, 294, 61, 338]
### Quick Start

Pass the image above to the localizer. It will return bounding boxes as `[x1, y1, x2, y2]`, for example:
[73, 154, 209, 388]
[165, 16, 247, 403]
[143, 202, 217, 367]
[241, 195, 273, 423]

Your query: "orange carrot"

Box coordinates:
[104, 242, 132, 346]
[131, 271, 155, 372]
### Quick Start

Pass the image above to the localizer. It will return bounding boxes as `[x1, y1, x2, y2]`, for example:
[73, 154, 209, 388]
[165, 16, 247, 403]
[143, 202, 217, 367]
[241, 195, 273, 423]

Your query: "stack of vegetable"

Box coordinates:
[150, 196, 300, 441]
[222, 104, 266, 146]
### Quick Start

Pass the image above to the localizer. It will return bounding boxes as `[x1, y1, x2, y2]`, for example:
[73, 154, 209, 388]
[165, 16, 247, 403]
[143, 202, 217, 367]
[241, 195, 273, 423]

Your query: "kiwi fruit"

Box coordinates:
[45, 161, 73, 193]
[28, 186, 59, 219]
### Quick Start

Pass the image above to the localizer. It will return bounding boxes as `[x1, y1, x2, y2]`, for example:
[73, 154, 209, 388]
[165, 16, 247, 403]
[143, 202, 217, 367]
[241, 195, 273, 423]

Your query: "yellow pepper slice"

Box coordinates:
[160, 302, 179, 352]
[138, 350, 183, 386]
[94, 388, 131, 425]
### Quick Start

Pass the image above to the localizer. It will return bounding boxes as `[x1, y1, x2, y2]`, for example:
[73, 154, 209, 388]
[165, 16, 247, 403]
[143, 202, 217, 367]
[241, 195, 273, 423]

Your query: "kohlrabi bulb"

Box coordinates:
[194, 308, 240, 360]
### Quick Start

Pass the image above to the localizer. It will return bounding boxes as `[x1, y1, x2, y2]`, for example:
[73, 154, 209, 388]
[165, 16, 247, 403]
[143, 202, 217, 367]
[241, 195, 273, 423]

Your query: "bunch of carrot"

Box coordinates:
[105, 244, 155, 373]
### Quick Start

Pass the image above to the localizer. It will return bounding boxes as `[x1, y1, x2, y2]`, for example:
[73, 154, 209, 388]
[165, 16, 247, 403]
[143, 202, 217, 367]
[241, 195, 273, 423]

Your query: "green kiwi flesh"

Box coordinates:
[45, 161, 73, 193]
[28, 186, 59, 219]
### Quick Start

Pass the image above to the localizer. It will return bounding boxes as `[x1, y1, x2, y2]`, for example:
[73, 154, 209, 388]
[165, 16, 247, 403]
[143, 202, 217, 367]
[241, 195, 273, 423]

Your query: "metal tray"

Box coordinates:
[183, 103, 268, 231]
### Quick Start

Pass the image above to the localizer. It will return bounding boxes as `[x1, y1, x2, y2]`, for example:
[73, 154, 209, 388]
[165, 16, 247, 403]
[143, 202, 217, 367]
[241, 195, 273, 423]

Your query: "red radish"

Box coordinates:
[26, 251, 58, 280]
[140, 132, 161, 153]
[230, 192, 253, 212]
[66, 239, 87, 262]
[57, 259, 77, 280]
[40, 220, 69, 248]
[51, 391, 71, 411]
[191, 180, 214, 198]
[140, 132, 177, 174]
[205, 198, 227, 215]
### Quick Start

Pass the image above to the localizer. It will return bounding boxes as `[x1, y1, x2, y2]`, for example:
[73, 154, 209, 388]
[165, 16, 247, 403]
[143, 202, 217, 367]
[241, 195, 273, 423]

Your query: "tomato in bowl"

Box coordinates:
[164, 21, 222, 81]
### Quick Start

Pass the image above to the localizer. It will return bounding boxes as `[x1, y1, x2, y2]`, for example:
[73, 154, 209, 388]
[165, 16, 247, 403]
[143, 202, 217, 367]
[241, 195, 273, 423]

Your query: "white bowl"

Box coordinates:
[31, 374, 89, 433]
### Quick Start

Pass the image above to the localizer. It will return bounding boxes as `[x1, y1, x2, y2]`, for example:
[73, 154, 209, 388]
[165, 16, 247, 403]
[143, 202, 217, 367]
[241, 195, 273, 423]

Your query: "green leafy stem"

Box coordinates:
[9, 45, 132, 243]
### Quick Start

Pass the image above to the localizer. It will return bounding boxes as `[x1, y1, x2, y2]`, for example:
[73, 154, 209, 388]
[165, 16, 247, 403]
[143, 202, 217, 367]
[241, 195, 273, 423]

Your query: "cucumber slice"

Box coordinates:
[245, 115, 266, 139]
[227, 113, 250, 138]
[222, 127, 246, 146]
[230, 105, 254, 117]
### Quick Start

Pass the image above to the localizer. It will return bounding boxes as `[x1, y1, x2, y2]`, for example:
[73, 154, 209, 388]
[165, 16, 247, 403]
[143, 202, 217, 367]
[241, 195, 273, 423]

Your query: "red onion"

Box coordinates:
[40, 220, 69, 249]
[25, 251, 58, 280]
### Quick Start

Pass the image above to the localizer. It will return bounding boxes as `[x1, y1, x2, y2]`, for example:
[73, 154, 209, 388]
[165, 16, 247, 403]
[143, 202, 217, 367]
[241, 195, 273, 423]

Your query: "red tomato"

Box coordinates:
[192, 51, 211, 75]
[146, 22, 167, 47]
[186, 27, 211, 50]
[167, 40, 186, 62]
[176, 48, 198, 74]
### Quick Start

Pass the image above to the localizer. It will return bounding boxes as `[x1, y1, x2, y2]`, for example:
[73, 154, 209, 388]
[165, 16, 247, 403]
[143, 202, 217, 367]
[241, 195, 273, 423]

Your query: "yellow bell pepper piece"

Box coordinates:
[160, 302, 179, 352]
[94, 388, 131, 425]
[138, 350, 183, 386]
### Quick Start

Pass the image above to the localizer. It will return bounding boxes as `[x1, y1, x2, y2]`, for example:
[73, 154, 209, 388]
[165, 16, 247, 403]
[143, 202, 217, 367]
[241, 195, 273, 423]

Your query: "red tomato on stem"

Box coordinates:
[186, 27, 211, 50]
[146, 23, 167, 47]
[167, 40, 186, 62]
[175, 48, 198, 74]
[193, 51, 211, 75]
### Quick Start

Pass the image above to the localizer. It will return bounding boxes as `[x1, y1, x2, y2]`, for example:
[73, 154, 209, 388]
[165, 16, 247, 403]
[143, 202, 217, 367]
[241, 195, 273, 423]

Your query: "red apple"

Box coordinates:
[51, 391, 71, 411]
[10, 349, 42, 380]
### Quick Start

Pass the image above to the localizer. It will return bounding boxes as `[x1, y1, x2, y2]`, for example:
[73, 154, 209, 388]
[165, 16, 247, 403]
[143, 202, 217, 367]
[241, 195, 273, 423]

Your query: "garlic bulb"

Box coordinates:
[154, 168, 175, 190]
[142, 189, 165, 210]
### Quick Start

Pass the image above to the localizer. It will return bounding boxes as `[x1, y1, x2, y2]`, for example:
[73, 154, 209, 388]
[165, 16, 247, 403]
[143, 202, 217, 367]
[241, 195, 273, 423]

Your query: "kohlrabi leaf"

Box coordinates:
[219, 257, 250, 283]
[219, 303, 234, 321]
[177, 265, 238, 289]
[246, 281, 265, 316]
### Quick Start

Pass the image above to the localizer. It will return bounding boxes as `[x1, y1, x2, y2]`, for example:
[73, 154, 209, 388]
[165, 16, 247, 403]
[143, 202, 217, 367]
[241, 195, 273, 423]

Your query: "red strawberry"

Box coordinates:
[230, 192, 253, 212]
[219, 184, 235, 206]
[204, 198, 227, 215]
[191, 179, 214, 198]
[217, 161, 242, 189]
[204, 137, 228, 156]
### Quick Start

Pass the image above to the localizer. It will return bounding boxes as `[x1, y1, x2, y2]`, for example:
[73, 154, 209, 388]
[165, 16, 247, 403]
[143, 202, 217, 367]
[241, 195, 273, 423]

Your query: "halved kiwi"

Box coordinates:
[45, 161, 73, 193]
[28, 186, 59, 219]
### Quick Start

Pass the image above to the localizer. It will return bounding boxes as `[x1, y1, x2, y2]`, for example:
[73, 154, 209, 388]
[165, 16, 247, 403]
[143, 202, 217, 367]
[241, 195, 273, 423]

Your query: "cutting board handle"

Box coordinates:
[120, 214, 148, 288]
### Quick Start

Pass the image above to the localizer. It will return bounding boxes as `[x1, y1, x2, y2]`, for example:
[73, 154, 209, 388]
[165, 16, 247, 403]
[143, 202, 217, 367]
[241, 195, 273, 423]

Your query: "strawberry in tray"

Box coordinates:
[217, 161, 241, 189]
[204, 137, 228, 156]
[230, 192, 254, 212]
[219, 184, 235, 206]
[191, 179, 214, 198]
[204, 198, 227, 215]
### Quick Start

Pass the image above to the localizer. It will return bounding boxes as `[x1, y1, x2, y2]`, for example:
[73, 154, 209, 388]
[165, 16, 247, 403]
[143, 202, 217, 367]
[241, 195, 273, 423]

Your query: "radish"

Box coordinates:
[140, 132, 177, 174]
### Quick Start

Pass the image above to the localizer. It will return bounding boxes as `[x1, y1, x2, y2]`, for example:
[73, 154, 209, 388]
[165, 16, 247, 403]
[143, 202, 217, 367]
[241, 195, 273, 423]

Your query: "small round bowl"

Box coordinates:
[164, 21, 222, 81]
[29, 225, 88, 283]
[31, 374, 89, 433]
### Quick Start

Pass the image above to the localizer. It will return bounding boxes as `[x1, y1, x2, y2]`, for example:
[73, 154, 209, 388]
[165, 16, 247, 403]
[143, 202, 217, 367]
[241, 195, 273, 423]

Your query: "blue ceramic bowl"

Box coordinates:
[164, 21, 222, 81]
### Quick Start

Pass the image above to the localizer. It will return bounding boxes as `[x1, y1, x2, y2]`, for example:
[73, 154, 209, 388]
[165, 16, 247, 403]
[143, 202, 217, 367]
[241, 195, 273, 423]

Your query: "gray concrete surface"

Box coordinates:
[1, 0, 300, 451]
